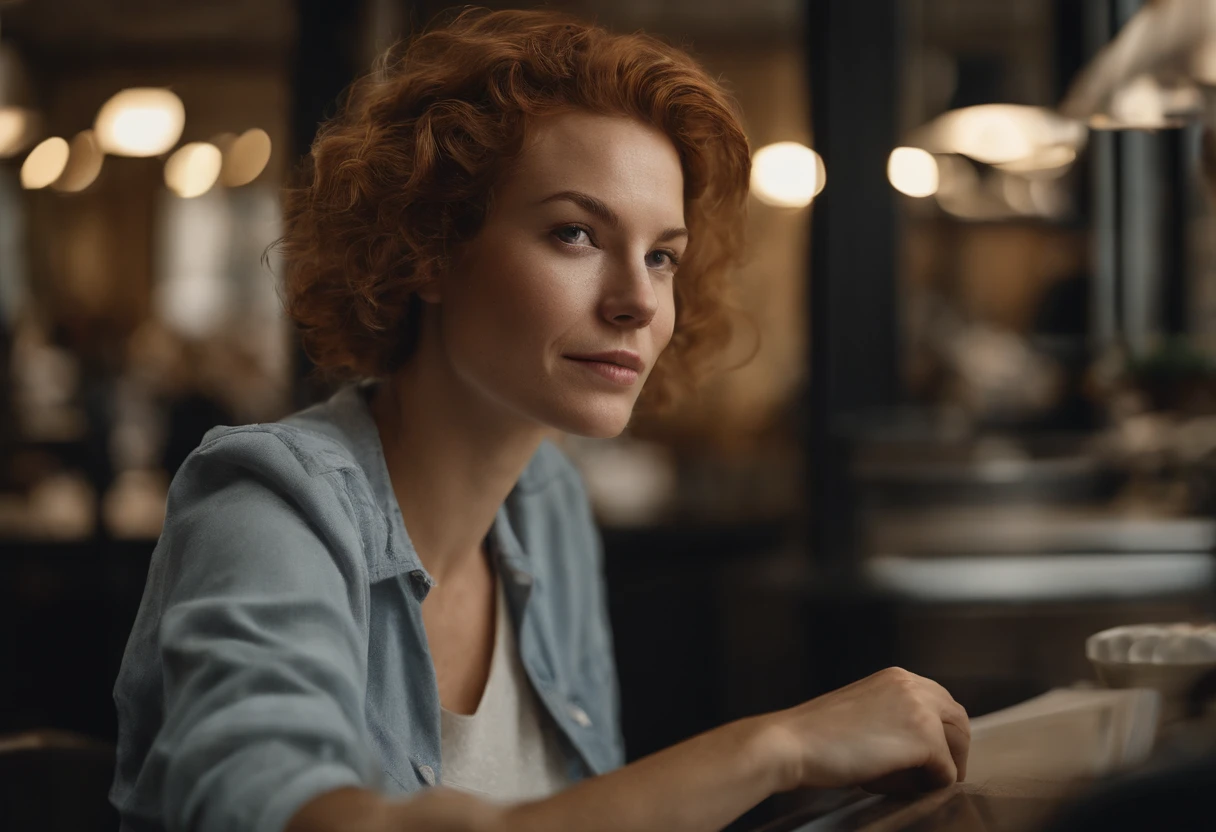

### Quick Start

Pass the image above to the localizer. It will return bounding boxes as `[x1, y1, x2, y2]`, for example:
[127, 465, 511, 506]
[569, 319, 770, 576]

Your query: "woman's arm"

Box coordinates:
[288, 666, 969, 832]
[124, 430, 381, 832]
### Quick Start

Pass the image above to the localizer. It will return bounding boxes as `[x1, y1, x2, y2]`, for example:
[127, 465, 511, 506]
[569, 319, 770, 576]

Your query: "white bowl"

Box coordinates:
[1087, 623, 1216, 723]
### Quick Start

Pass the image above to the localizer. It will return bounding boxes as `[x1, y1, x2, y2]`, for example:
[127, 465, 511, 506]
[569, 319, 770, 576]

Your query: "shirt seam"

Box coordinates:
[197, 424, 358, 478]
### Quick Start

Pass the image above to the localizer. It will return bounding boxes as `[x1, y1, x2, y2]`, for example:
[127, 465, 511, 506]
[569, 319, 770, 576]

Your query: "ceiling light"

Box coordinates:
[219, 128, 272, 187]
[750, 141, 825, 208]
[21, 137, 70, 189]
[52, 130, 104, 192]
[888, 147, 939, 197]
[164, 142, 222, 198]
[95, 88, 185, 157]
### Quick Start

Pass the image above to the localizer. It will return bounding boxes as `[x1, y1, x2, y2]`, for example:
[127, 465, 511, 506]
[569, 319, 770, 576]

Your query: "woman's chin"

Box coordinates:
[576, 422, 629, 440]
[544, 400, 634, 439]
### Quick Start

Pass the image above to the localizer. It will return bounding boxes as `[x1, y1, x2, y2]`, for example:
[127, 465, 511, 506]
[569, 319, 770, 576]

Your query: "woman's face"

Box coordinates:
[429, 111, 686, 438]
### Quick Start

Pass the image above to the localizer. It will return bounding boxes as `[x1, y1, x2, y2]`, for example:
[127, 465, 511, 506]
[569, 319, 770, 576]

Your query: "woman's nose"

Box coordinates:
[599, 258, 658, 329]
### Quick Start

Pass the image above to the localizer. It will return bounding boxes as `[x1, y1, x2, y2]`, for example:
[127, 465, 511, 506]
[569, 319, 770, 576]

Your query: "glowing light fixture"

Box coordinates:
[164, 142, 222, 198]
[1085, 74, 1201, 130]
[888, 147, 939, 197]
[94, 88, 185, 157]
[0, 106, 38, 158]
[995, 144, 1077, 177]
[912, 104, 1085, 166]
[944, 106, 1033, 164]
[219, 128, 272, 187]
[0, 44, 40, 158]
[52, 130, 104, 193]
[21, 136, 69, 189]
[750, 141, 825, 208]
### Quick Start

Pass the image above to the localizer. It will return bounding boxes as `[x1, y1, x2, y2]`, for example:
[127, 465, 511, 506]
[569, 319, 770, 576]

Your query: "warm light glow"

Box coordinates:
[915, 104, 1086, 166]
[0, 44, 38, 157]
[94, 88, 185, 157]
[164, 142, 222, 198]
[220, 128, 272, 187]
[888, 147, 939, 197]
[995, 144, 1076, 177]
[750, 141, 824, 208]
[1109, 75, 1166, 128]
[1090, 75, 1200, 130]
[21, 137, 70, 189]
[0, 106, 37, 158]
[951, 107, 1031, 163]
[52, 130, 104, 192]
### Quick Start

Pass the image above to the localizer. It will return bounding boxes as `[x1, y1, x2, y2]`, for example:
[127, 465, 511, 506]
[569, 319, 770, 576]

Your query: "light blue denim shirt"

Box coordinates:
[110, 384, 624, 832]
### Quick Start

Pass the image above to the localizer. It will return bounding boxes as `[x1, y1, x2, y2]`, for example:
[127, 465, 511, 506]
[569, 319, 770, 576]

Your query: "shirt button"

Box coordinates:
[568, 704, 592, 728]
[418, 764, 436, 786]
[512, 569, 533, 586]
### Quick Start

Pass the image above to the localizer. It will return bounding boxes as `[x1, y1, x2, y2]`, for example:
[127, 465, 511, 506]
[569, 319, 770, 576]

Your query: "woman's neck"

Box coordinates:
[370, 351, 549, 586]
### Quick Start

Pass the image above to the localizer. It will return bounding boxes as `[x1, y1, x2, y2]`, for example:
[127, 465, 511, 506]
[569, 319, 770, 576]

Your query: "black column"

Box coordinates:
[1161, 127, 1191, 336]
[806, 0, 902, 573]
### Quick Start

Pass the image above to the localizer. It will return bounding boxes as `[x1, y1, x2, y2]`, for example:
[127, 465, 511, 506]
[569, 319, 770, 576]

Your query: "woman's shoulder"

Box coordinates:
[169, 421, 375, 538]
[191, 421, 364, 481]
[166, 388, 392, 545]
[159, 417, 385, 594]
[186, 385, 383, 485]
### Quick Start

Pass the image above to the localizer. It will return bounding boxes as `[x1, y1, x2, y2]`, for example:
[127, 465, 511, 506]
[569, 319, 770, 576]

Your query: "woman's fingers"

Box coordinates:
[786, 667, 971, 793]
[942, 721, 970, 783]
[940, 696, 970, 738]
[915, 681, 969, 787]
[936, 694, 970, 782]
[919, 730, 959, 791]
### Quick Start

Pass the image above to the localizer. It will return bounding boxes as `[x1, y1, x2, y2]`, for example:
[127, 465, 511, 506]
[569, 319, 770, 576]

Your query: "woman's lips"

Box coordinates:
[565, 357, 640, 386]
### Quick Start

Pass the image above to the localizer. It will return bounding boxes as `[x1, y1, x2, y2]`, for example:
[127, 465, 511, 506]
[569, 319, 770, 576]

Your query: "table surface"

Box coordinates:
[755, 779, 1078, 832]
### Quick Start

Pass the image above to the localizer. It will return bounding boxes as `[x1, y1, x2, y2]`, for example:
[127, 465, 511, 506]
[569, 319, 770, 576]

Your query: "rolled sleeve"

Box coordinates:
[144, 430, 380, 832]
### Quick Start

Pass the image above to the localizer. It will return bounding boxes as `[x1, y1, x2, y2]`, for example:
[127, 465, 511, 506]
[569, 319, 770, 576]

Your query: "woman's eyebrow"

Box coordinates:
[539, 189, 688, 243]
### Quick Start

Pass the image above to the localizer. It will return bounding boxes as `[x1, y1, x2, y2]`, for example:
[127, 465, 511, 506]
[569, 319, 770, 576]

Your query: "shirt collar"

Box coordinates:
[316, 383, 540, 589]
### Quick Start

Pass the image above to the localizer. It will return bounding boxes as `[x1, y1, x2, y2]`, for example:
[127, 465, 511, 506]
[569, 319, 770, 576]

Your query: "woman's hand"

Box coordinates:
[760, 667, 970, 796]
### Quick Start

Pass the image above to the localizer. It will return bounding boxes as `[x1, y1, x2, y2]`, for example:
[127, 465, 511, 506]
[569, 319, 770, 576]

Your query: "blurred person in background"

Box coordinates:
[109, 9, 970, 832]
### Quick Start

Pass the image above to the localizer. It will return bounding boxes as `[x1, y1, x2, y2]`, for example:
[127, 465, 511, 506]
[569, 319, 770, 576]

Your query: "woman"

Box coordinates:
[111, 9, 969, 832]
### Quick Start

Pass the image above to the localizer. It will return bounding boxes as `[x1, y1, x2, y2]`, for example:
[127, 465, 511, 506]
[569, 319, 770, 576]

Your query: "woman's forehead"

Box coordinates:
[501, 112, 685, 211]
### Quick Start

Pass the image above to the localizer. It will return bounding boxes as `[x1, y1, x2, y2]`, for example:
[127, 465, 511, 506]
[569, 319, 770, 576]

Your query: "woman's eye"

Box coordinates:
[646, 250, 681, 271]
[554, 225, 592, 246]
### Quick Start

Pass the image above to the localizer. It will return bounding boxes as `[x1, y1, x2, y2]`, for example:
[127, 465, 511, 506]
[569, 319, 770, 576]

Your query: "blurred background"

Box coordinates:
[2, 0, 1216, 829]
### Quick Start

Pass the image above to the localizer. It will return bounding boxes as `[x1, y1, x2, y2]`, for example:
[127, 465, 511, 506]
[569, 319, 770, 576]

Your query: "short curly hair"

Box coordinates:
[279, 7, 751, 408]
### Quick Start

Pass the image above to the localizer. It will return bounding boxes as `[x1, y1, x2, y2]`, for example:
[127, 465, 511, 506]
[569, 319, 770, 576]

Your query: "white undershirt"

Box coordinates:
[439, 578, 570, 802]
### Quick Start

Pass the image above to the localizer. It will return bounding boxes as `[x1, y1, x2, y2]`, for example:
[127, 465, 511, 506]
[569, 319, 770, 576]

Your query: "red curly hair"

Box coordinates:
[279, 7, 751, 408]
